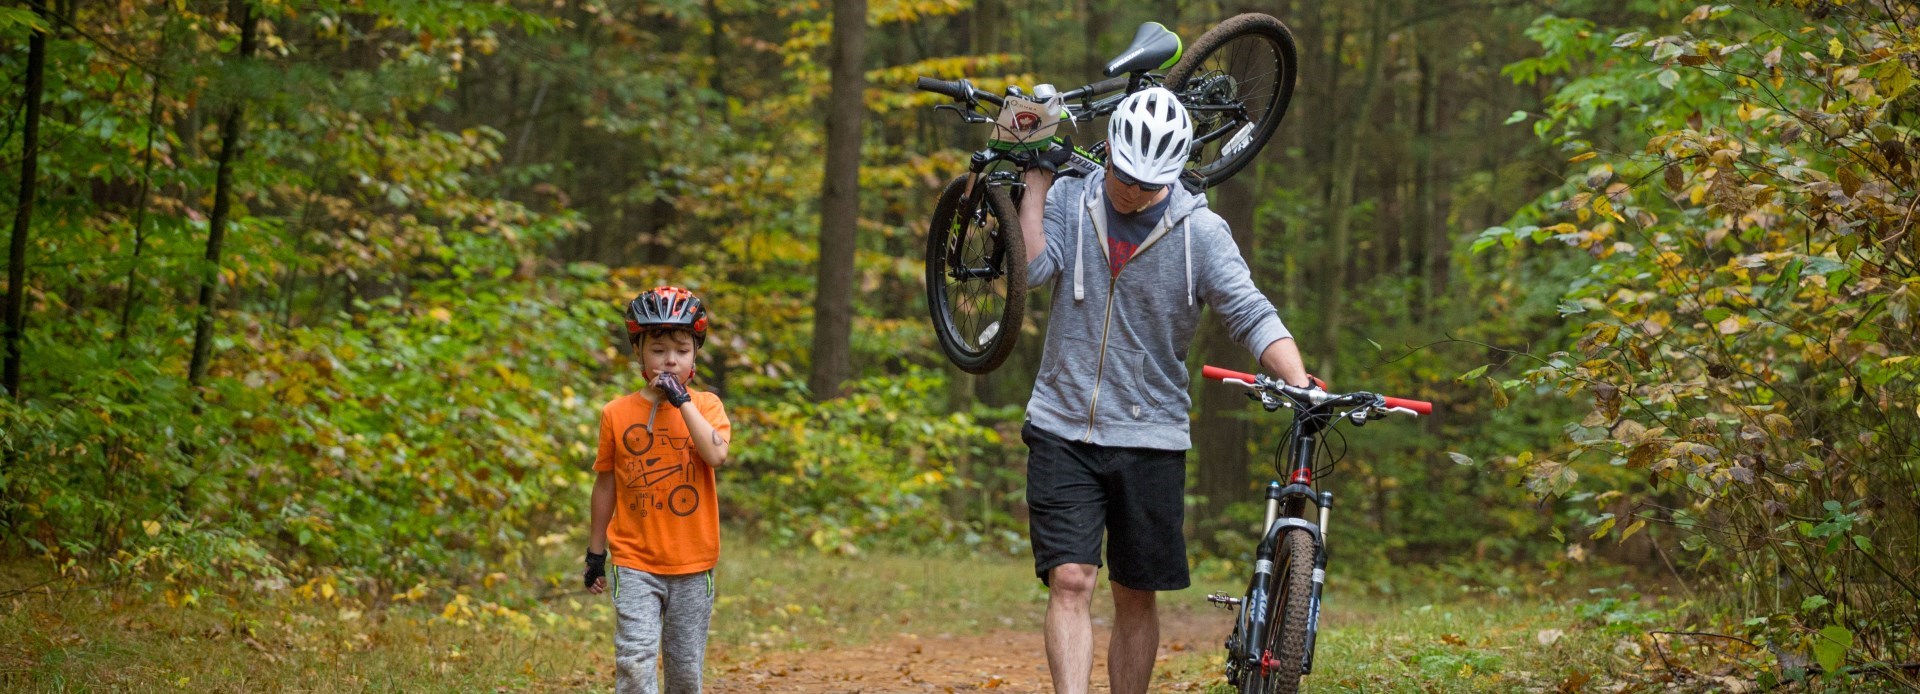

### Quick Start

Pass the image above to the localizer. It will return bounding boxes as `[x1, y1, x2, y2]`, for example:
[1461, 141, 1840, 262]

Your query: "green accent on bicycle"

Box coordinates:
[1153, 23, 1184, 69]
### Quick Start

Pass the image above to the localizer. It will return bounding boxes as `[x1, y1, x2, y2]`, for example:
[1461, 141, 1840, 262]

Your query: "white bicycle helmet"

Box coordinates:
[1107, 87, 1193, 186]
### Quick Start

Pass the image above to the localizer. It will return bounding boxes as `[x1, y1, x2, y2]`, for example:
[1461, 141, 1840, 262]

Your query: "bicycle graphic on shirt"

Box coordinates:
[620, 424, 702, 518]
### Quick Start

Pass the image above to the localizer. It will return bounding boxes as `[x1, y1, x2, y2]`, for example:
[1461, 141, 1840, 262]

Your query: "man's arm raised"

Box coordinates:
[1019, 168, 1053, 265]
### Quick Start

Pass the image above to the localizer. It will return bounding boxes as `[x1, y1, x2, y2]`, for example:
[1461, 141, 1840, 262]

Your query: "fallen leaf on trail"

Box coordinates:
[1558, 669, 1591, 692]
[979, 675, 1005, 688]
[1536, 628, 1565, 645]
[1439, 633, 1466, 646]
[1713, 675, 1755, 692]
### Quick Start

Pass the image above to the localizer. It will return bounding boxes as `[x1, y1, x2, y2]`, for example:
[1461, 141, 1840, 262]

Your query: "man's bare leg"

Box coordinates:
[1107, 581, 1160, 694]
[1044, 563, 1100, 694]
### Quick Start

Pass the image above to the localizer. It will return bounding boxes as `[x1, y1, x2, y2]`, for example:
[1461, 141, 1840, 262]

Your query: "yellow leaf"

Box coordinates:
[1568, 151, 1598, 163]
[429, 307, 452, 322]
[1689, 185, 1706, 205]
[1592, 194, 1623, 222]
[143, 520, 163, 537]
[1828, 37, 1844, 59]
[1618, 519, 1647, 544]
[321, 582, 336, 600]
[442, 602, 460, 619]
[1589, 516, 1618, 540]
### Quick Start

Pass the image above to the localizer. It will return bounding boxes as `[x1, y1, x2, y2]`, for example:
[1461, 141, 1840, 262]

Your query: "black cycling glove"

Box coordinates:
[654, 373, 692, 408]
[1030, 135, 1077, 176]
[584, 550, 607, 590]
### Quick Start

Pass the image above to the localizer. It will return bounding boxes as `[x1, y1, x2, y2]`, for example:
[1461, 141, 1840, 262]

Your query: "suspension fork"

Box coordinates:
[950, 150, 1019, 278]
[1303, 490, 1332, 675]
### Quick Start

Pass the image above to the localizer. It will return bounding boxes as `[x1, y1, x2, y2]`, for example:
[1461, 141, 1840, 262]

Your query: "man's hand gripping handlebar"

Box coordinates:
[1201, 365, 1434, 418]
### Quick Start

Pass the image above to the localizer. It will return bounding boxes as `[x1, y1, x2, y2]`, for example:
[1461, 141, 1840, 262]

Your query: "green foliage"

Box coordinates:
[727, 370, 1025, 555]
[1489, 0, 1920, 672]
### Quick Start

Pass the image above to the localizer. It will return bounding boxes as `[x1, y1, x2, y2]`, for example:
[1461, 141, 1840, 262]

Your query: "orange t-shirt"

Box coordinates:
[593, 390, 730, 575]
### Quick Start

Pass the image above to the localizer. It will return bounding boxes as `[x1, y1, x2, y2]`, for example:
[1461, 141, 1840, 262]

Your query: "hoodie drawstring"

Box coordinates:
[1073, 183, 1088, 301]
[1184, 217, 1194, 306]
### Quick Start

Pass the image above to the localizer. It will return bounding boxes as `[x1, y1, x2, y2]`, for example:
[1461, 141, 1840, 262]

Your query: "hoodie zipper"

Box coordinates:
[1084, 271, 1119, 441]
[1081, 188, 1182, 441]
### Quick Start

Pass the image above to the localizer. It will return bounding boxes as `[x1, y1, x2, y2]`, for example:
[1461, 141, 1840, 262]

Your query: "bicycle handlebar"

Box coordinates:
[1059, 76, 1129, 102]
[1201, 365, 1434, 416]
[916, 77, 1005, 108]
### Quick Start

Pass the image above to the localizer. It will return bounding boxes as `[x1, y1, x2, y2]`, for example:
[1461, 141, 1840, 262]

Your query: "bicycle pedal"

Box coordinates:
[1205, 591, 1241, 609]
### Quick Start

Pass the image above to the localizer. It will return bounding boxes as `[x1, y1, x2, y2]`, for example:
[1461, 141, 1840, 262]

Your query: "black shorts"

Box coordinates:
[1023, 421, 1189, 591]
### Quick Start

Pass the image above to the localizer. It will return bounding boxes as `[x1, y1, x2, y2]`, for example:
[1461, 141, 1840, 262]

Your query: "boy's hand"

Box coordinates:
[584, 550, 608, 594]
[654, 373, 692, 408]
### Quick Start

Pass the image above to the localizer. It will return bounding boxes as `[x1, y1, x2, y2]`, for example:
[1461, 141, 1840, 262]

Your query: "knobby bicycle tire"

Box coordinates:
[1165, 13, 1298, 190]
[925, 175, 1026, 374]
[1242, 529, 1315, 694]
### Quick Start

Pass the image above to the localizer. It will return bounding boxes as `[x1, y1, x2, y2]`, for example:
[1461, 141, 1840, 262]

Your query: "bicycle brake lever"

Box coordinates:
[1260, 391, 1286, 412]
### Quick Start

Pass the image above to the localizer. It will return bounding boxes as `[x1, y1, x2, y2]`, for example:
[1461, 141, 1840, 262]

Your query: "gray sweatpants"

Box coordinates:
[612, 566, 714, 694]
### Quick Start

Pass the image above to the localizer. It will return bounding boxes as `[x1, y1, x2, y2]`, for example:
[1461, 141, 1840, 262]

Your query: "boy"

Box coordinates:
[585, 286, 732, 694]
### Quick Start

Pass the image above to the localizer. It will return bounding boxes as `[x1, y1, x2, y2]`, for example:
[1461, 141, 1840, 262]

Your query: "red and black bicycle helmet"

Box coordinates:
[625, 286, 709, 347]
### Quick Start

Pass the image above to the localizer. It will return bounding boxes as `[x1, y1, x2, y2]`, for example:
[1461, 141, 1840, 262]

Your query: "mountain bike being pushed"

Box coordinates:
[1200, 365, 1435, 694]
[916, 15, 1297, 374]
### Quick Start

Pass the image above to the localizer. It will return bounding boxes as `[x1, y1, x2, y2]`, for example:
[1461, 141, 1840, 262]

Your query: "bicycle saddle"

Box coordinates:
[1103, 22, 1183, 77]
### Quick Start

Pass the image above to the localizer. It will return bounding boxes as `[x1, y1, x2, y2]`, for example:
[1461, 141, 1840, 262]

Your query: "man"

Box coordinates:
[1017, 87, 1311, 694]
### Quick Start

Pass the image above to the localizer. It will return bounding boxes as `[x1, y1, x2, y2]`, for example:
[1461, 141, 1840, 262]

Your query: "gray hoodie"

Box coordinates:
[1025, 171, 1291, 451]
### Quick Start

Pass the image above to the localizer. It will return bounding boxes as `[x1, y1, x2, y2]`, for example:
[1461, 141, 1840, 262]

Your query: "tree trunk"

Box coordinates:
[809, 0, 866, 401]
[1192, 168, 1259, 552]
[117, 73, 167, 352]
[1318, 7, 1389, 382]
[4, 1, 49, 400]
[1082, 0, 1112, 81]
[1417, 41, 1449, 314]
[187, 0, 258, 388]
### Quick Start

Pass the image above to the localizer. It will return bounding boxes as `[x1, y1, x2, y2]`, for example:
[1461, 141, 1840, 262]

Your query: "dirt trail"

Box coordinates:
[707, 603, 1232, 693]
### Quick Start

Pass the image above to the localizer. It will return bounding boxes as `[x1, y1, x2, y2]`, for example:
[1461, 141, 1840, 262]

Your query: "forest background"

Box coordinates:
[1, 0, 1915, 687]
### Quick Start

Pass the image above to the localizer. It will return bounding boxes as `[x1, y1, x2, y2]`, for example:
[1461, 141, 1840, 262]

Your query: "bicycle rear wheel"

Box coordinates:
[925, 175, 1026, 374]
[1242, 529, 1314, 694]
[1165, 13, 1297, 189]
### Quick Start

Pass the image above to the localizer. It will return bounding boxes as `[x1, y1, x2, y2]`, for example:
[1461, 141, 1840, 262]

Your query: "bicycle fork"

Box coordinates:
[1228, 480, 1336, 676]
[1302, 490, 1331, 675]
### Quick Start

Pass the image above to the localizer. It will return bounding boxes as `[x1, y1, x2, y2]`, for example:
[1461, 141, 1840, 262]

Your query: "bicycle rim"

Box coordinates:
[1166, 14, 1297, 188]
[924, 174, 1025, 374]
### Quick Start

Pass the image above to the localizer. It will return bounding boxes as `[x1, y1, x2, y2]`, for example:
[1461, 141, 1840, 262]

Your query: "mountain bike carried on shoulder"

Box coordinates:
[1199, 365, 1434, 694]
[916, 15, 1297, 373]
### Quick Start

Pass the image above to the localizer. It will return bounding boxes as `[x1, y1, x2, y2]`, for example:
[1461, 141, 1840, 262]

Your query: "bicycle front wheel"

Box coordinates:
[1243, 529, 1314, 694]
[925, 175, 1026, 374]
[1165, 13, 1297, 189]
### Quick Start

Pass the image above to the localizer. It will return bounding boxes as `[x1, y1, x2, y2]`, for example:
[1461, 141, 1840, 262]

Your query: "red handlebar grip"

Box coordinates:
[1202, 365, 1258, 383]
[1382, 396, 1434, 415]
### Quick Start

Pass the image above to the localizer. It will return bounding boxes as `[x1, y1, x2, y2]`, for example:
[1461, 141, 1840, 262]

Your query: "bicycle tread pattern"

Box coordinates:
[1164, 13, 1298, 190]
[1243, 530, 1315, 694]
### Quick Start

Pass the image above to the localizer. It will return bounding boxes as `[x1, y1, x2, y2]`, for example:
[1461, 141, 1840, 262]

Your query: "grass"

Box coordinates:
[0, 536, 1056, 691]
[6, 535, 1840, 692]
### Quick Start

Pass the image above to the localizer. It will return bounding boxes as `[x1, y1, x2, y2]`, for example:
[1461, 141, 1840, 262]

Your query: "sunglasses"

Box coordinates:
[1109, 165, 1168, 193]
